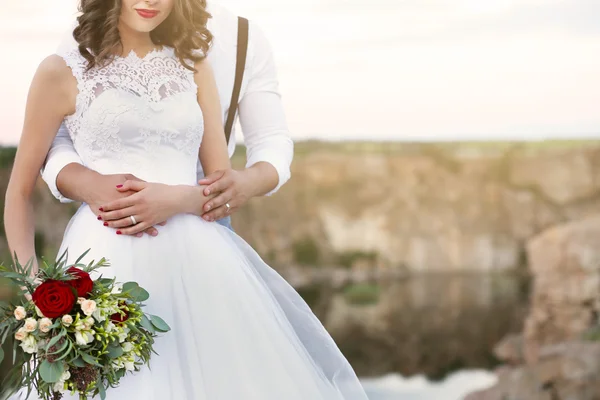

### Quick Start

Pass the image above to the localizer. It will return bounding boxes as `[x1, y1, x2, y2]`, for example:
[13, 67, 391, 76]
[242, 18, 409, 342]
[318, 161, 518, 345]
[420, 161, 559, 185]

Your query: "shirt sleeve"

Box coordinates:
[238, 22, 293, 197]
[40, 122, 83, 203]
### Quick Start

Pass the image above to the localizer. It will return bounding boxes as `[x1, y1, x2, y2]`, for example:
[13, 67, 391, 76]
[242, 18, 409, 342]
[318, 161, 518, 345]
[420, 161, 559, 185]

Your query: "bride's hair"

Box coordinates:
[73, 0, 213, 71]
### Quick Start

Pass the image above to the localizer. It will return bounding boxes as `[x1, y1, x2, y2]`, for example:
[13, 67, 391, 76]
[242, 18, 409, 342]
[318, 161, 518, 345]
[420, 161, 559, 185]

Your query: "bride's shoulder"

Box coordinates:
[35, 55, 78, 85]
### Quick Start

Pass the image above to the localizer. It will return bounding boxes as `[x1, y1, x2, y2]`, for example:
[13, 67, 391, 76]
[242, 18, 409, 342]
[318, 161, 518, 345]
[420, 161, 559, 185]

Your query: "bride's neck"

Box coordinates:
[117, 24, 158, 57]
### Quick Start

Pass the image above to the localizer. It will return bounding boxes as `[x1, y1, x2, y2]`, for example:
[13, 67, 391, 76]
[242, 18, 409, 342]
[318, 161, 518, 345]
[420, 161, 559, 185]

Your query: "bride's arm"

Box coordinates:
[195, 60, 232, 174]
[4, 55, 76, 271]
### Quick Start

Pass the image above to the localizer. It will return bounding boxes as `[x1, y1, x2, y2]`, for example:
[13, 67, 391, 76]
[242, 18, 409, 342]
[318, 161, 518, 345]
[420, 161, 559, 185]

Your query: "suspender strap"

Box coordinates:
[224, 17, 249, 144]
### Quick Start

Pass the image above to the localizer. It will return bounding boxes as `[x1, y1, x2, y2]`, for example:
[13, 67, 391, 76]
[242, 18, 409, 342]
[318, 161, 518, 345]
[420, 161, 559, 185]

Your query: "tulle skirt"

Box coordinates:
[20, 205, 368, 399]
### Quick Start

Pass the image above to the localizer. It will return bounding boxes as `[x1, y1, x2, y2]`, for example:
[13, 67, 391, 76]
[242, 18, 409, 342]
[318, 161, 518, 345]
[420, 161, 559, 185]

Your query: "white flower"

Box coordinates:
[52, 370, 70, 394]
[84, 317, 95, 330]
[117, 327, 130, 343]
[23, 318, 38, 333]
[124, 360, 135, 371]
[20, 336, 37, 354]
[111, 284, 123, 294]
[74, 330, 94, 346]
[14, 306, 27, 321]
[53, 381, 66, 394]
[60, 370, 71, 381]
[62, 315, 73, 327]
[14, 327, 28, 341]
[35, 306, 46, 318]
[105, 321, 116, 333]
[81, 300, 97, 317]
[121, 342, 134, 353]
[77, 297, 86, 305]
[39, 318, 53, 333]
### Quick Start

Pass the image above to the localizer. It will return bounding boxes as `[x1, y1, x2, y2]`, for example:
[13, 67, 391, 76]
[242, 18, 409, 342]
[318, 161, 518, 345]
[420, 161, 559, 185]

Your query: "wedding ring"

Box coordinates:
[130, 215, 137, 225]
[225, 203, 231, 213]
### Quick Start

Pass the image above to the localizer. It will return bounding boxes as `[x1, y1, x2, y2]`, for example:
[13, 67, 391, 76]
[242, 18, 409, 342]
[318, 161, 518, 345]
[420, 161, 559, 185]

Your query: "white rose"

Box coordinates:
[23, 318, 38, 333]
[14, 306, 27, 321]
[14, 327, 28, 341]
[35, 306, 45, 318]
[121, 342, 134, 353]
[38, 318, 53, 333]
[77, 297, 86, 305]
[80, 300, 97, 317]
[62, 315, 73, 327]
[20, 336, 37, 354]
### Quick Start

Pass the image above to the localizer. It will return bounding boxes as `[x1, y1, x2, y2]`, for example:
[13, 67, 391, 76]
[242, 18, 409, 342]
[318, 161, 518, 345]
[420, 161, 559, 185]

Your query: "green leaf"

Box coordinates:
[98, 379, 107, 400]
[149, 315, 170, 333]
[74, 249, 91, 265]
[0, 345, 4, 364]
[71, 357, 86, 368]
[39, 360, 65, 383]
[122, 282, 139, 292]
[46, 330, 66, 351]
[139, 314, 155, 333]
[80, 351, 102, 367]
[107, 344, 124, 359]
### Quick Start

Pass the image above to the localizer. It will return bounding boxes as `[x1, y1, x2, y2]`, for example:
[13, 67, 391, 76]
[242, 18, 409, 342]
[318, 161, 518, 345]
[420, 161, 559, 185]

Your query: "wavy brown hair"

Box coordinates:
[73, 0, 212, 71]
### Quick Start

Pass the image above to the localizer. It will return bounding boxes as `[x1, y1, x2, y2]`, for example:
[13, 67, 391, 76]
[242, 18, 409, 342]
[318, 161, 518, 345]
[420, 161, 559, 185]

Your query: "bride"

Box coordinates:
[3, 0, 369, 399]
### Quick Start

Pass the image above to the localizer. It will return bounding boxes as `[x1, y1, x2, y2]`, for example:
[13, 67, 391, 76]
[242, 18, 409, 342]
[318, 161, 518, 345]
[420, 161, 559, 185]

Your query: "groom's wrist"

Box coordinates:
[56, 163, 102, 204]
[241, 163, 278, 198]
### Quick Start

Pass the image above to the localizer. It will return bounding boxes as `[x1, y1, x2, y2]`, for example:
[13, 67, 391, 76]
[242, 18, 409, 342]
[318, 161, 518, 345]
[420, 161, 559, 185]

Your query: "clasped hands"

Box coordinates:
[93, 169, 250, 237]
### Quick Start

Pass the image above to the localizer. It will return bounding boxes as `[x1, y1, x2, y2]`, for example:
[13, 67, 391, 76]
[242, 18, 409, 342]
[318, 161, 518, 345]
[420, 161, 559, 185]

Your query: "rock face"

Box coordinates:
[2, 142, 600, 273]
[524, 216, 600, 358]
[465, 215, 600, 400]
[234, 143, 600, 272]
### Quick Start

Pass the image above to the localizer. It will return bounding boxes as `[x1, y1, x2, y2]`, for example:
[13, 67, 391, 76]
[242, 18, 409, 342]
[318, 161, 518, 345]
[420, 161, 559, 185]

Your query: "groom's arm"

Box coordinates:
[238, 22, 293, 197]
[198, 22, 293, 221]
[40, 122, 85, 203]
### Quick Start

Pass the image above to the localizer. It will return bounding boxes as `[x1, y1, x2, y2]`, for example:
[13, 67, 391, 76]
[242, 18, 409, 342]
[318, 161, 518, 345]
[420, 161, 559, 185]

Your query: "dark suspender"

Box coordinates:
[224, 17, 249, 144]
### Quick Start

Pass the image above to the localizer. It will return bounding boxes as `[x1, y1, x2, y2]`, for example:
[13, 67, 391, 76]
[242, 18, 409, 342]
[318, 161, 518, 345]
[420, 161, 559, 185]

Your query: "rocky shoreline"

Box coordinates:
[466, 215, 600, 400]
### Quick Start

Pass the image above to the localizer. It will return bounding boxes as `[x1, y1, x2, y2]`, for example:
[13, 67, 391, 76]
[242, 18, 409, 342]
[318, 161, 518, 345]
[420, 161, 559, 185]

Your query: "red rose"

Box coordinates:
[110, 303, 129, 324]
[67, 267, 94, 297]
[32, 280, 76, 318]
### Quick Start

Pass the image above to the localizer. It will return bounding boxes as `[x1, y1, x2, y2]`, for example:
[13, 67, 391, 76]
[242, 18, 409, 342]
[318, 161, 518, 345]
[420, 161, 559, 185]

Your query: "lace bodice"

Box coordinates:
[59, 46, 204, 185]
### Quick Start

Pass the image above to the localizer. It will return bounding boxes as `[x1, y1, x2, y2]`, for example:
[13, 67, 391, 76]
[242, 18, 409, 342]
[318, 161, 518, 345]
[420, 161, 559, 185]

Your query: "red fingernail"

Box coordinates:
[99, 207, 104, 212]
[97, 216, 102, 221]
[103, 222, 108, 227]
[116, 184, 123, 188]
[116, 230, 122, 235]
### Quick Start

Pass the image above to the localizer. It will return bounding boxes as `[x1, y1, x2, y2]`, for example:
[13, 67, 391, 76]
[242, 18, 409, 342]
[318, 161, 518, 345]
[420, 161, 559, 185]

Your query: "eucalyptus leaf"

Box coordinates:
[39, 360, 65, 383]
[80, 351, 102, 367]
[98, 379, 107, 400]
[46, 330, 66, 351]
[71, 357, 86, 368]
[149, 315, 170, 333]
[139, 315, 155, 333]
[107, 344, 124, 359]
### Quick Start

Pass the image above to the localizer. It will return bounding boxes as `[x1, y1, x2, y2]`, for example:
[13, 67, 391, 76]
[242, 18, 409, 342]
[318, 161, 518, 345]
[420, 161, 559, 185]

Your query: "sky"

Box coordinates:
[0, 0, 599, 145]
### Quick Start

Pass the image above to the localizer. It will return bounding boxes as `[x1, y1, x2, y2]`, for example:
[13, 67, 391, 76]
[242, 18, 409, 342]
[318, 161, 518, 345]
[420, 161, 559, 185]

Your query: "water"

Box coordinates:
[297, 272, 529, 398]
[361, 370, 497, 400]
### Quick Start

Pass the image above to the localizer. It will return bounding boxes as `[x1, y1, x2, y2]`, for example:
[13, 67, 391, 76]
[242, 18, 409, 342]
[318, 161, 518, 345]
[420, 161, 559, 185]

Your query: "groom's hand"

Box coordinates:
[198, 169, 253, 222]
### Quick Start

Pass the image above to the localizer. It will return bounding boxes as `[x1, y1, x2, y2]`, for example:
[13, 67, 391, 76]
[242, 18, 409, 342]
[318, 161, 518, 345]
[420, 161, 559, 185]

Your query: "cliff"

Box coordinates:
[2, 140, 600, 273]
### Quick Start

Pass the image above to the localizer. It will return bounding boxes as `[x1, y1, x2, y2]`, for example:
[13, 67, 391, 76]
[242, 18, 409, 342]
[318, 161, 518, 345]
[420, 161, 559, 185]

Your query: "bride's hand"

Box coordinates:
[96, 181, 212, 236]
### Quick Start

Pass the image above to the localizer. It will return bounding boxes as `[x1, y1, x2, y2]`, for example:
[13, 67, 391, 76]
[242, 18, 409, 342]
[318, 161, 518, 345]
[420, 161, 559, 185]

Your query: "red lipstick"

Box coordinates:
[136, 9, 160, 19]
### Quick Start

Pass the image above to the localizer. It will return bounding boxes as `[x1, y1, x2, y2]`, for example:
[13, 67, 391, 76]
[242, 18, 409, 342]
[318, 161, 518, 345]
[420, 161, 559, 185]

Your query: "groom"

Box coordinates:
[42, 3, 292, 234]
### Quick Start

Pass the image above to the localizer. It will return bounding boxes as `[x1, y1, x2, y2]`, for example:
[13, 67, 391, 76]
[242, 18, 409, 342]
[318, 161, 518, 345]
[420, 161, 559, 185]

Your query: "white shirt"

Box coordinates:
[42, 3, 293, 202]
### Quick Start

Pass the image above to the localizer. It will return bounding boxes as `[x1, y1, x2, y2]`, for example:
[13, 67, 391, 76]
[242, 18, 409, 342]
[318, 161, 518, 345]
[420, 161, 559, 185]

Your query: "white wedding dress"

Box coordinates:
[20, 46, 369, 399]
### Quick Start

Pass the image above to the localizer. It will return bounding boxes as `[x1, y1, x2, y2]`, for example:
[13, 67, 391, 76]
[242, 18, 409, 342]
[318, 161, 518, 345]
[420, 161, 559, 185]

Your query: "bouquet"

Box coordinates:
[0, 250, 170, 400]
